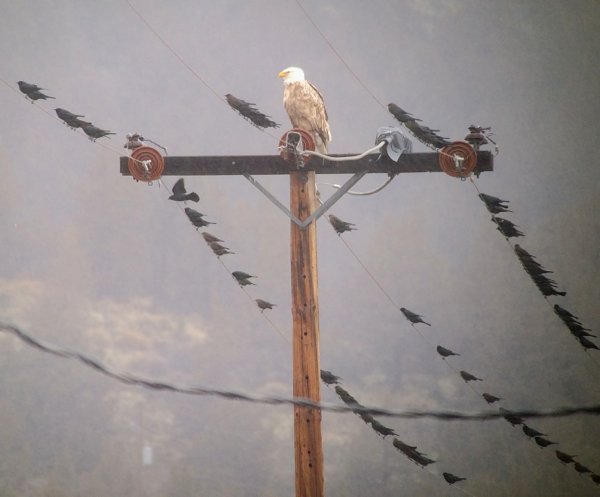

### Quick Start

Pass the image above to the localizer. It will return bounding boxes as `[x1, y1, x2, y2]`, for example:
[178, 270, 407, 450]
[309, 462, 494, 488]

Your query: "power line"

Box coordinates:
[1, 321, 599, 421]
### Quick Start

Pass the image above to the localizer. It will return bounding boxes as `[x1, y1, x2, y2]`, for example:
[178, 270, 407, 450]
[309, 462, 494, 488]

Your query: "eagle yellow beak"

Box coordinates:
[278, 70, 288, 78]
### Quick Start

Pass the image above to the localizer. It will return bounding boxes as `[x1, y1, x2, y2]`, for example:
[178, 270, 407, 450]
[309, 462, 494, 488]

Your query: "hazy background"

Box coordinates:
[1, 1, 599, 496]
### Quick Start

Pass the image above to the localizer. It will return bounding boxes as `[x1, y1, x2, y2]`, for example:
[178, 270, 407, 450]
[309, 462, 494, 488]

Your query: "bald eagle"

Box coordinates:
[279, 67, 331, 154]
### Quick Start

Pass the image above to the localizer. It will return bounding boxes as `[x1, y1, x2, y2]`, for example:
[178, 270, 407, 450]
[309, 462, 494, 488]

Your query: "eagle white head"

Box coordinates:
[279, 66, 305, 84]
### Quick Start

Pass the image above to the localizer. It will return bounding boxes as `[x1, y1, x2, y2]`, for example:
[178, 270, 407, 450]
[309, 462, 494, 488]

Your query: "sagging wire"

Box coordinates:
[2, 321, 600, 421]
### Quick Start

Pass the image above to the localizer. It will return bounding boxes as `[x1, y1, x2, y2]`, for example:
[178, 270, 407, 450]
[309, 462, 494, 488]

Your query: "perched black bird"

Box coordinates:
[255, 298, 275, 311]
[388, 103, 422, 123]
[534, 437, 557, 448]
[27, 90, 55, 102]
[18, 80, 46, 94]
[499, 407, 524, 426]
[555, 450, 576, 465]
[460, 370, 482, 382]
[574, 462, 591, 475]
[225, 93, 280, 129]
[443, 472, 466, 485]
[81, 123, 115, 141]
[328, 214, 356, 234]
[436, 345, 459, 358]
[358, 411, 374, 425]
[522, 425, 547, 438]
[370, 419, 396, 438]
[185, 207, 215, 229]
[400, 307, 431, 326]
[479, 193, 511, 214]
[320, 370, 340, 385]
[577, 336, 599, 351]
[169, 178, 200, 202]
[590, 473, 600, 485]
[232, 271, 256, 286]
[55, 108, 89, 129]
[482, 393, 502, 404]
[569, 326, 596, 339]
[201, 232, 223, 243]
[409, 452, 436, 467]
[393, 439, 435, 466]
[492, 217, 524, 238]
[209, 242, 234, 257]
[334, 385, 361, 408]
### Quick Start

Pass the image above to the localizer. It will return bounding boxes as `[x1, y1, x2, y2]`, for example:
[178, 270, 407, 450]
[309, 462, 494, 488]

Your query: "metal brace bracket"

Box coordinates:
[243, 170, 368, 229]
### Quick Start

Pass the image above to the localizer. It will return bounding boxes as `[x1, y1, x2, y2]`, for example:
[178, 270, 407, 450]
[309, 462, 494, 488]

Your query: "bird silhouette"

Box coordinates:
[574, 462, 591, 475]
[169, 178, 200, 202]
[479, 193, 511, 214]
[17, 80, 46, 94]
[555, 450, 576, 465]
[209, 242, 234, 257]
[328, 214, 356, 234]
[185, 208, 215, 229]
[81, 123, 115, 141]
[55, 108, 89, 129]
[225, 93, 280, 129]
[370, 419, 396, 438]
[319, 370, 340, 385]
[400, 307, 431, 326]
[590, 473, 600, 484]
[26, 90, 55, 102]
[443, 472, 466, 485]
[436, 345, 459, 358]
[232, 271, 256, 286]
[482, 393, 502, 404]
[577, 336, 599, 351]
[522, 425, 547, 438]
[255, 298, 275, 311]
[534, 437, 557, 448]
[492, 217, 524, 238]
[388, 103, 422, 123]
[460, 370, 482, 382]
[499, 408, 524, 426]
[201, 232, 224, 243]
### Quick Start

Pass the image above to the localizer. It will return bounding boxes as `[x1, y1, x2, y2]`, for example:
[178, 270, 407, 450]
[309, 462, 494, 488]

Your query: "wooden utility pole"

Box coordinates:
[120, 145, 493, 497]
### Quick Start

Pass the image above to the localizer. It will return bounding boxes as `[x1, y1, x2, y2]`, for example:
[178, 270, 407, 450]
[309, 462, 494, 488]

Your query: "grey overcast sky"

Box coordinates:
[1, 1, 599, 496]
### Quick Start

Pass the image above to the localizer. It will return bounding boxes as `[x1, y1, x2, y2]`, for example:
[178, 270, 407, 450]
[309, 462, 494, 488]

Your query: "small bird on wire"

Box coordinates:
[400, 307, 431, 326]
[387, 103, 422, 123]
[590, 473, 600, 484]
[255, 298, 275, 311]
[209, 242, 234, 257]
[534, 437, 558, 448]
[436, 345, 459, 358]
[492, 217, 524, 238]
[370, 419, 396, 438]
[27, 90, 55, 102]
[574, 462, 591, 475]
[232, 271, 256, 287]
[54, 108, 89, 129]
[482, 393, 502, 404]
[499, 408, 524, 426]
[225, 93, 280, 129]
[201, 232, 224, 244]
[334, 385, 360, 407]
[577, 336, 599, 351]
[460, 370, 482, 382]
[443, 472, 466, 485]
[479, 193, 511, 214]
[522, 425, 547, 438]
[81, 123, 115, 141]
[320, 370, 340, 385]
[555, 450, 576, 465]
[169, 178, 200, 202]
[18, 81, 55, 101]
[185, 208, 215, 229]
[328, 214, 356, 234]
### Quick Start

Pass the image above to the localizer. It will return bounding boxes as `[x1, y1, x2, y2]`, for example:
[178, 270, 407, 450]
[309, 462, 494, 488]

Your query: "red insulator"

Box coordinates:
[128, 146, 164, 182]
[438, 141, 477, 178]
[279, 128, 315, 166]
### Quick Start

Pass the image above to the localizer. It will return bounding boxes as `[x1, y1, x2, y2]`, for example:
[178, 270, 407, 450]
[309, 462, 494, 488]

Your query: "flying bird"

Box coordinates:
[255, 298, 275, 311]
[320, 370, 340, 385]
[436, 345, 459, 358]
[232, 271, 256, 286]
[328, 214, 356, 234]
[522, 425, 547, 438]
[460, 370, 482, 382]
[184, 208, 214, 229]
[81, 123, 115, 141]
[54, 108, 89, 129]
[534, 436, 558, 448]
[17, 80, 46, 95]
[169, 178, 200, 202]
[201, 232, 224, 244]
[279, 66, 331, 154]
[555, 450, 576, 465]
[482, 393, 502, 404]
[443, 472, 466, 485]
[400, 307, 431, 326]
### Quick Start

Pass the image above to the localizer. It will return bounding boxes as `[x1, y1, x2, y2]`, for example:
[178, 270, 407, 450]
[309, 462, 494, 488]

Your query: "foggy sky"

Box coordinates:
[1, 1, 599, 496]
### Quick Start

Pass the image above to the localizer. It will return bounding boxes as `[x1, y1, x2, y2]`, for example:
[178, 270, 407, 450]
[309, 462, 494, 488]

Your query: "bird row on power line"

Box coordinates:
[320, 370, 467, 486]
[478, 192, 598, 353]
[17, 80, 116, 141]
[432, 330, 600, 487]
[166, 178, 276, 313]
[387, 103, 451, 150]
[225, 94, 280, 130]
